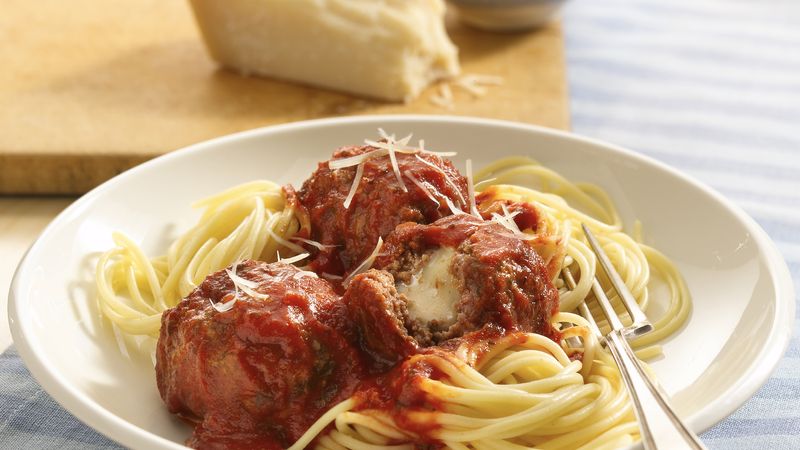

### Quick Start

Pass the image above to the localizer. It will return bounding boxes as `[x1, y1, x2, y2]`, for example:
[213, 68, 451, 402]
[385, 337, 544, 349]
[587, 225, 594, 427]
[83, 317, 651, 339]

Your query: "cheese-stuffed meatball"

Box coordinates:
[298, 145, 470, 276]
[343, 214, 561, 368]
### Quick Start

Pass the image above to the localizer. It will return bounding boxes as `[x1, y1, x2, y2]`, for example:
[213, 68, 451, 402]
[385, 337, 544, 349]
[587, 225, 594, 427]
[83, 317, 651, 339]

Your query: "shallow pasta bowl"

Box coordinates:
[8, 115, 795, 449]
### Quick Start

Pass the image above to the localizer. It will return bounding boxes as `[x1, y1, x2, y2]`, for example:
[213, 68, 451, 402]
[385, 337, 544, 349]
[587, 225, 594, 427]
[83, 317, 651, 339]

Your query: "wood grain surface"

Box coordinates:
[0, 0, 568, 194]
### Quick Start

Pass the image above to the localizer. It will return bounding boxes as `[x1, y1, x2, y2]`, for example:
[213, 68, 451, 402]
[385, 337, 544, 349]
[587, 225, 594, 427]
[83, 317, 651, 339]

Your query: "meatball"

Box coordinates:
[298, 145, 469, 275]
[344, 215, 560, 367]
[343, 269, 419, 370]
[156, 260, 363, 449]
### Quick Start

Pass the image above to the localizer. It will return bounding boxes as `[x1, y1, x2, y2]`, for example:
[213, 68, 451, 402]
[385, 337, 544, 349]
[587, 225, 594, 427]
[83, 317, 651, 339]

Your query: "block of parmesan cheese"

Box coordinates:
[189, 0, 461, 102]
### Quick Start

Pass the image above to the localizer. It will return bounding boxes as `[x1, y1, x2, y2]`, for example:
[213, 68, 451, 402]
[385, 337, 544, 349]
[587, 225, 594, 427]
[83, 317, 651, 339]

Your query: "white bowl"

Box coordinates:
[8, 115, 795, 449]
[447, 0, 568, 32]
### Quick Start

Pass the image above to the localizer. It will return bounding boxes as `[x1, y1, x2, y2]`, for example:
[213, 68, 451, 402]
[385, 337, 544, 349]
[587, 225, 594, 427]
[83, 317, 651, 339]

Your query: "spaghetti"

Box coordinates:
[95, 180, 302, 337]
[474, 158, 690, 353]
[291, 315, 636, 450]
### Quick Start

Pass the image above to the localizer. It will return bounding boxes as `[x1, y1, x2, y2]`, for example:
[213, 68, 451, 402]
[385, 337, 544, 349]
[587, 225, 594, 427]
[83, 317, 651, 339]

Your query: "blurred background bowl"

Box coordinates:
[447, 0, 568, 32]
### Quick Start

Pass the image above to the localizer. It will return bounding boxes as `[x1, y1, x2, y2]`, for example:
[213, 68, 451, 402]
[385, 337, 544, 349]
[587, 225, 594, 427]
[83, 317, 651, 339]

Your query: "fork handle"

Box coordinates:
[606, 331, 708, 450]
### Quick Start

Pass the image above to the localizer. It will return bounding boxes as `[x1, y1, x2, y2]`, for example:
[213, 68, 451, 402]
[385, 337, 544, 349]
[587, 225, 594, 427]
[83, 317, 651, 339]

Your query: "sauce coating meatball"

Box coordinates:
[156, 260, 364, 449]
[343, 215, 561, 368]
[298, 145, 469, 276]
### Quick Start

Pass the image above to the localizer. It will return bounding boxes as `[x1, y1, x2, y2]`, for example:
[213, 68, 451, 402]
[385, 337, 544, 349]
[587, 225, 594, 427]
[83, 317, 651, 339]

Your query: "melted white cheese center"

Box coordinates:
[397, 247, 460, 326]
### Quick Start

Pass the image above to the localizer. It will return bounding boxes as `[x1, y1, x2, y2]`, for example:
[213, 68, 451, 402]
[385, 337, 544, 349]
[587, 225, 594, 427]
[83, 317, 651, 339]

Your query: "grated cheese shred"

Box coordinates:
[343, 162, 365, 209]
[386, 140, 408, 192]
[290, 236, 338, 251]
[445, 197, 467, 216]
[421, 149, 458, 157]
[213, 291, 237, 313]
[292, 270, 319, 280]
[365, 137, 456, 157]
[466, 159, 481, 218]
[454, 74, 504, 97]
[462, 74, 504, 87]
[215, 262, 270, 312]
[343, 237, 384, 287]
[500, 204, 520, 231]
[329, 148, 388, 170]
[415, 155, 466, 205]
[489, 205, 535, 241]
[430, 83, 454, 109]
[397, 133, 413, 147]
[333, 130, 461, 211]
[378, 128, 394, 142]
[405, 170, 440, 206]
[277, 252, 311, 265]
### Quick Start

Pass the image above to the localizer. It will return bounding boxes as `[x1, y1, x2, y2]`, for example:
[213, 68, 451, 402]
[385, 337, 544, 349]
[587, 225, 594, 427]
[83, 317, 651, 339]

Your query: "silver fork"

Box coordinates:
[560, 224, 706, 450]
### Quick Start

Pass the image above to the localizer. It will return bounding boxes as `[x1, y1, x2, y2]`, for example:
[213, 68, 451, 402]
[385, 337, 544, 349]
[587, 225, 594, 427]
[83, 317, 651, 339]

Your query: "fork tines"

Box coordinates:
[580, 223, 653, 338]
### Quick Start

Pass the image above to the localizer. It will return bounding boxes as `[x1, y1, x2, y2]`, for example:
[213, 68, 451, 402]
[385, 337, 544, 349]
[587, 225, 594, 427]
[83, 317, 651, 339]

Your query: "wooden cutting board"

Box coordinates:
[0, 0, 569, 195]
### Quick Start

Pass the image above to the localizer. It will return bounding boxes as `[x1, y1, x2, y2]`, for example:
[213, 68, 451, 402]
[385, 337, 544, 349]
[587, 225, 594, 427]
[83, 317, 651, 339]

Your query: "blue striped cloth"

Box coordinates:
[564, 0, 800, 448]
[2, 0, 799, 447]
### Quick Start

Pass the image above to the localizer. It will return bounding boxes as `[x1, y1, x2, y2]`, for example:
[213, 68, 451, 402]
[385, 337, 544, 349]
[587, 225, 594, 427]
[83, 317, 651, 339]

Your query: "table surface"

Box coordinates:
[3, 0, 800, 448]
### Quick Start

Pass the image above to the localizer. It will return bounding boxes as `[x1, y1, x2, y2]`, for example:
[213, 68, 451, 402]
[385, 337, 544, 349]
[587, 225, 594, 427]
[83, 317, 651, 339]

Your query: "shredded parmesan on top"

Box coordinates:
[343, 162, 365, 209]
[414, 155, 467, 206]
[329, 148, 388, 170]
[420, 149, 458, 157]
[491, 212, 521, 234]
[343, 237, 384, 287]
[290, 236, 338, 250]
[211, 293, 235, 313]
[378, 128, 393, 142]
[292, 270, 319, 280]
[405, 170, 440, 206]
[397, 133, 413, 147]
[277, 252, 311, 265]
[489, 205, 535, 241]
[466, 159, 481, 218]
[364, 137, 456, 157]
[445, 197, 467, 216]
[386, 140, 408, 192]
[216, 262, 270, 312]
[332, 130, 460, 210]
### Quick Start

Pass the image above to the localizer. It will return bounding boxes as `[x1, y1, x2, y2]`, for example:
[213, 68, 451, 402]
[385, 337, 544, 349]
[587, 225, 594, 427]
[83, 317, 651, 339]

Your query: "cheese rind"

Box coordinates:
[189, 0, 460, 102]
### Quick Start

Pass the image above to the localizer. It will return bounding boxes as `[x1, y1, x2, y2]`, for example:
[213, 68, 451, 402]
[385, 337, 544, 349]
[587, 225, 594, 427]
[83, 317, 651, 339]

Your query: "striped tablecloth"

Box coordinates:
[2, 0, 799, 447]
[565, 0, 800, 448]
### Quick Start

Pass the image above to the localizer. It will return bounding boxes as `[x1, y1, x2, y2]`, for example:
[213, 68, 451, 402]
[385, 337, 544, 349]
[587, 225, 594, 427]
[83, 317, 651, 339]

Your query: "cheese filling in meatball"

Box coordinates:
[396, 247, 460, 329]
